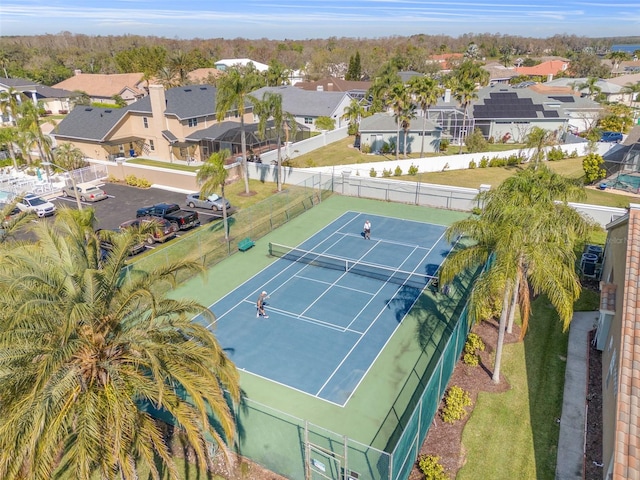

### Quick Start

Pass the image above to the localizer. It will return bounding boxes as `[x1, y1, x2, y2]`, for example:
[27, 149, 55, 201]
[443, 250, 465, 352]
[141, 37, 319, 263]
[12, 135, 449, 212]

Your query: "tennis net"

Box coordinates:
[269, 242, 435, 290]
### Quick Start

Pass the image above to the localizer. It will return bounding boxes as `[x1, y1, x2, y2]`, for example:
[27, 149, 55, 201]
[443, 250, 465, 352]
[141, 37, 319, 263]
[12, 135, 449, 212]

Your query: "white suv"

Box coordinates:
[17, 193, 56, 217]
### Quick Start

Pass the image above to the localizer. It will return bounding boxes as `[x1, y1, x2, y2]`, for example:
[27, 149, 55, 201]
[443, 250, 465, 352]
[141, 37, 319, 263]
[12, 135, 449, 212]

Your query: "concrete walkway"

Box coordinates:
[555, 311, 598, 480]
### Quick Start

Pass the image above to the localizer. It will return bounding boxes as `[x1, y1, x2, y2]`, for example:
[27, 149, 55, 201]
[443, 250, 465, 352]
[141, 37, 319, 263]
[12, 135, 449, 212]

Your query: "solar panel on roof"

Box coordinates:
[543, 111, 560, 117]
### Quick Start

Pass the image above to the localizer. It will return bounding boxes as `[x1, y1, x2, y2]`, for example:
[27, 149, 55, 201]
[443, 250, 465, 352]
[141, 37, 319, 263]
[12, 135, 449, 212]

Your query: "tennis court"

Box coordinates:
[196, 211, 455, 406]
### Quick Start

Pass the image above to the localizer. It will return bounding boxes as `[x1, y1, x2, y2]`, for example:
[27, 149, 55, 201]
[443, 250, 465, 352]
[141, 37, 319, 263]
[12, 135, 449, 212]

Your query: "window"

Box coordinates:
[149, 139, 155, 151]
[304, 117, 313, 125]
[143, 117, 148, 128]
[188, 118, 198, 127]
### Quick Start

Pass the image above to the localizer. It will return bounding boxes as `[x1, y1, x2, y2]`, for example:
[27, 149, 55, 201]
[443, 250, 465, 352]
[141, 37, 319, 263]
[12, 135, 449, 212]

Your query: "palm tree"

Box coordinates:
[523, 126, 557, 167]
[621, 81, 640, 106]
[366, 63, 401, 113]
[440, 165, 592, 383]
[0, 198, 34, 243]
[579, 76, 602, 100]
[0, 88, 23, 126]
[264, 60, 290, 86]
[387, 82, 411, 160]
[55, 142, 87, 171]
[0, 208, 240, 479]
[452, 78, 478, 153]
[408, 76, 444, 157]
[399, 104, 417, 158]
[341, 98, 368, 136]
[216, 67, 263, 195]
[0, 126, 19, 170]
[250, 91, 297, 192]
[197, 149, 231, 240]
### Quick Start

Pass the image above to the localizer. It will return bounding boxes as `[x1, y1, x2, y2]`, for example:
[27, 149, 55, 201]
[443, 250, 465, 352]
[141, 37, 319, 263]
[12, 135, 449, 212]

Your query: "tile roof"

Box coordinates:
[515, 60, 569, 76]
[187, 68, 224, 84]
[250, 85, 347, 117]
[615, 204, 640, 479]
[53, 73, 146, 98]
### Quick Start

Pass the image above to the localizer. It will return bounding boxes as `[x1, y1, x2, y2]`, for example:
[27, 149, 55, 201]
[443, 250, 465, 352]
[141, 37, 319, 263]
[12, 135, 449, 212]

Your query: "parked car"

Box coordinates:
[16, 193, 56, 217]
[185, 192, 231, 211]
[95, 228, 146, 257]
[600, 131, 623, 143]
[119, 217, 177, 245]
[62, 184, 108, 202]
[135, 203, 200, 230]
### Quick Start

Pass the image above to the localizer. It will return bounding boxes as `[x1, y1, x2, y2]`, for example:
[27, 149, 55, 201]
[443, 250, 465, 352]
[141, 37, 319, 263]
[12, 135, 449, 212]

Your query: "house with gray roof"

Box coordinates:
[0, 77, 76, 120]
[250, 85, 352, 132]
[358, 112, 441, 154]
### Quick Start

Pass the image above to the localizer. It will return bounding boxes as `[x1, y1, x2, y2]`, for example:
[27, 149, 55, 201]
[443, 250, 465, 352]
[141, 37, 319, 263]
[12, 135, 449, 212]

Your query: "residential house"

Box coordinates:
[515, 59, 570, 79]
[53, 71, 147, 105]
[482, 61, 518, 85]
[214, 58, 269, 72]
[530, 84, 603, 133]
[426, 53, 463, 73]
[596, 202, 640, 479]
[53, 84, 252, 163]
[604, 59, 640, 76]
[358, 112, 441, 154]
[0, 77, 76, 118]
[250, 85, 352, 132]
[466, 86, 570, 143]
[543, 77, 625, 103]
[295, 76, 372, 101]
[606, 73, 640, 106]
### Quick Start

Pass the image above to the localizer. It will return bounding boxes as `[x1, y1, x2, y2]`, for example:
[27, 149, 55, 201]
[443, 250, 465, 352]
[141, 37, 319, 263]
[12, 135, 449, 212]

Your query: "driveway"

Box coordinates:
[52, 182, 230, 230]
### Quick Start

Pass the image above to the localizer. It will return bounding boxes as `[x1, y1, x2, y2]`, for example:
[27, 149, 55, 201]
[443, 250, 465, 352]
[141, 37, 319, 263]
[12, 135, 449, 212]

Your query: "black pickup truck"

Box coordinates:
[136, 202, 200, 231]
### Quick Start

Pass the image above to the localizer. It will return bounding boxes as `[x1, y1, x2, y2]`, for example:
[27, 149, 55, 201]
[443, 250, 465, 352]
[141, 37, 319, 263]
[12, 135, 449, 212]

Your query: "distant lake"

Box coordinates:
[611, 44, 640, 54]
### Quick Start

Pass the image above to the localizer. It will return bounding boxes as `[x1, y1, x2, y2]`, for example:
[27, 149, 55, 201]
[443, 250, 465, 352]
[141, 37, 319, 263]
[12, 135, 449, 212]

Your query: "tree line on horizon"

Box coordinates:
[1, 32, 639, 86]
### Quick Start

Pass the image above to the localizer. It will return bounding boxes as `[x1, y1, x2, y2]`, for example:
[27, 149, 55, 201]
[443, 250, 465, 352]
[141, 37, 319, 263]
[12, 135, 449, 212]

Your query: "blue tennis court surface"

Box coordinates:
[196, 211, 454, 406]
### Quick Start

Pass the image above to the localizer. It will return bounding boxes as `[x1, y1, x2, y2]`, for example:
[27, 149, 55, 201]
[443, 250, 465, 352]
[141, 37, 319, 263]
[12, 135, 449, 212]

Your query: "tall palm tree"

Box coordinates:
[250, 91, 297, 192]
[452, 78, 478, 153]
[0, 88, 23, 126]
[216, 67, 263, 195]
[387, 82, 411, 160]
[621, 81, 640, 106]
[0, 126, 19, 170]
[197, 149, 231, 240]
[341, 98, 368, 135]
[0, 209, 240, 479]
[440, 165, 592, 383]
[366, 63, 401, 113]
[579, 76, 602, 100]
[408, 76, 444, 157]
[399, 104, 417, 158]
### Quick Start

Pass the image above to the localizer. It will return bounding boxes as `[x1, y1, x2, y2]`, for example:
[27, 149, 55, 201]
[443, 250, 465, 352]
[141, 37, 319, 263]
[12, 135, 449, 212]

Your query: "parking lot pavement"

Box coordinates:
[52, 183, 226, 230]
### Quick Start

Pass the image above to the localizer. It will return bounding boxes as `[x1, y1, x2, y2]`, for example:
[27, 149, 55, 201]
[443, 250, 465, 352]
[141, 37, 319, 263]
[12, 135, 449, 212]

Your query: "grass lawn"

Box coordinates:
[457, 289, 597, 480]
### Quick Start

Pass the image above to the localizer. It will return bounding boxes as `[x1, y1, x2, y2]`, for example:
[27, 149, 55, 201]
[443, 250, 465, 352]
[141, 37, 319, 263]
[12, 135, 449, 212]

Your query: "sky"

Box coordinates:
[1, 0, 639, 40]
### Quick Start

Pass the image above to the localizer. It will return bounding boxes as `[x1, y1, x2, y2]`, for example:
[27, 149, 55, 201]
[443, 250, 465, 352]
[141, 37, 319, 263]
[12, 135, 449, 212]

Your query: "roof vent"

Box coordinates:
[199, 86, 207, 90]
[105, 110, 112, 113]
[184, 88, 192, 92]
[84, 108, 93, 111]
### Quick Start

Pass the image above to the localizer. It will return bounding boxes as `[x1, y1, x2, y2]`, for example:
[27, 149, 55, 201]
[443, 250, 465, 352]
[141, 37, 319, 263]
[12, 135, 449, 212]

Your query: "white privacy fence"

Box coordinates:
[258, 126, 349, 164]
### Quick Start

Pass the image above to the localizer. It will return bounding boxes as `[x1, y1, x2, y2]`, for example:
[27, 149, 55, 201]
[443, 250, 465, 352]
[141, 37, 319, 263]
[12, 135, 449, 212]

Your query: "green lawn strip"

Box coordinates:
[457, 289, 597, 480]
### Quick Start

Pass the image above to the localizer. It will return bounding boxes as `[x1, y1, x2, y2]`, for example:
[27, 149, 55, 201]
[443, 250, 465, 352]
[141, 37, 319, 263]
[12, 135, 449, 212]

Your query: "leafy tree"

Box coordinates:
[409, 76, 443, 157]
[197, 149, 231, 239]
[598, 103, 634, 133]
[0, 126, 19, 170]
[345, 51, 362, 81]
[0, 209, 240, 479]
[315, 116, 335, 131]
[71, 90, 91, 107]
[582, 153, 606, 184]
[111, 94, 127, 108]
[264, 60, 290, 86]
[114, 45, 167, 75]
[465, 128, 489, 153]
[566, 52, 610, 78]
[215, 66, 263, 195]
[621, 81, 640, 106]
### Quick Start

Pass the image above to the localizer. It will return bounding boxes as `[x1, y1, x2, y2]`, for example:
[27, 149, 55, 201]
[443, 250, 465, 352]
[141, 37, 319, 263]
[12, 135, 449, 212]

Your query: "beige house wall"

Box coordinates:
[601, 220, 629, 477]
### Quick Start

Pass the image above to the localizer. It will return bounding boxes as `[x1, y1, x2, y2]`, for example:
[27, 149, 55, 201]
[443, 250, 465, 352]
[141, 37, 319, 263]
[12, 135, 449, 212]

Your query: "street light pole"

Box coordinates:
[41, 162, 83, 211]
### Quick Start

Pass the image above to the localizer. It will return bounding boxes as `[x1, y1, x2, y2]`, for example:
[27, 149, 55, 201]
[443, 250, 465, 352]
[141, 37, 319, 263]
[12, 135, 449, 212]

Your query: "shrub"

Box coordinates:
[569, 149, 579, 158]
[361, 143, 371, 154]
[506, 153, 523, 166]
[408, 164, 419, 176]
[369, 168, 377, 177]
[418, 455, 449, 480]
[439, 139, 450, 152]
[464, 128, 489, 153]
[382, 168, 392, 177]
[488, 156, 507, 168]
[394, 166, 402, 176]
[583, 153, 606, 184]
[348, 123, 359, 136]
[488, 136, 495, 144]
[463, 333, 486, 366]
[468, 159, 477, 169]
[471, 207, 482, 216]
[124, 174, 151, 188]
[547, 146, 565, 161]
[381, 141, 394, 154]
[441, 385, 472, 423]
[479, 156, 489, 168]
[304, 158, 317, 167]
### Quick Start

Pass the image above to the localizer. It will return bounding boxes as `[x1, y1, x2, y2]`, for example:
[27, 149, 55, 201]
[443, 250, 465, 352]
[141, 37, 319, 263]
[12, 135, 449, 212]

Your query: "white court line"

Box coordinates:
[295, 272, 374, 296]
[337, 231, 432, 250]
